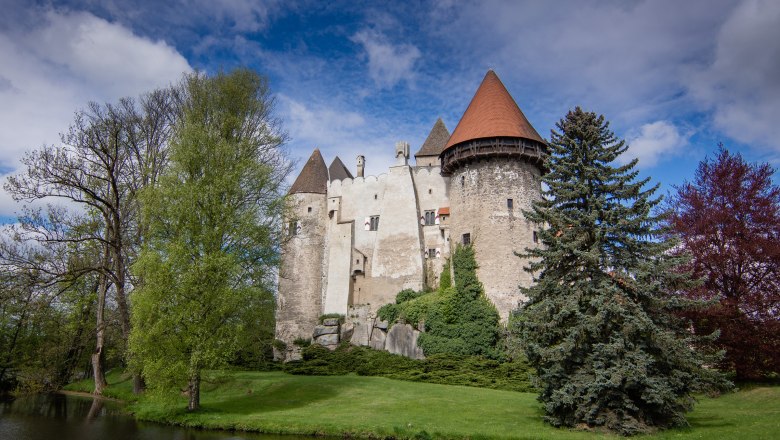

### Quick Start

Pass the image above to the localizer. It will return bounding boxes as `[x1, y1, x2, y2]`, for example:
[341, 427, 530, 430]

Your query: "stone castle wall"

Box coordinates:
[448, 158, 541, 320]
[411, 166, 451, 288]
[326, 165, 427, 313]
[275, 192, 327, 359]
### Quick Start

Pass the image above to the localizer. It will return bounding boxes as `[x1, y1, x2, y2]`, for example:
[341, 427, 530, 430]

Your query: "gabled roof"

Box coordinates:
[328, 156, 354, 182]
[289, 148, 328, 194]
[443, 70, 543, 152]
[415, 118, 450, 157]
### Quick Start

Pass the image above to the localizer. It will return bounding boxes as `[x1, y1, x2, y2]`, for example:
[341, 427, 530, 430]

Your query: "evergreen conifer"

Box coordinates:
[515, 108, 725, 435]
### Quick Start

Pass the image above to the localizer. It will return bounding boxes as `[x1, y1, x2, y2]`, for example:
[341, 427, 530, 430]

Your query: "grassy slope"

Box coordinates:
[66, 371, 780, 440]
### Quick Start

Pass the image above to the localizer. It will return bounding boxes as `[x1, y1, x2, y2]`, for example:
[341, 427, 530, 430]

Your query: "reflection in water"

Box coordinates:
[0, 393, 321, 440]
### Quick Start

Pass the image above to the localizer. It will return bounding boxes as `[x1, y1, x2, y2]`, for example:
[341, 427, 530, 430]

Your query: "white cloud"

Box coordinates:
[29, 9, 191, 99]
[351, 29, 421, 89]
[0, 8, 191, 218]
[687, 0, 780, 150]
[624, 121, 689, 168]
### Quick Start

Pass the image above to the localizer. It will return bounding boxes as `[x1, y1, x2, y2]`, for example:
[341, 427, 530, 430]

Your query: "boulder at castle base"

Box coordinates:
[350, 322, 370, 346]
[322, 317, 340, 326]
[385, 323, 424, 359]
[313, 325, 339, 338]
[314, 333, 339, 347]
[369, 327, 387, 350]
[340, 322, 354, 343]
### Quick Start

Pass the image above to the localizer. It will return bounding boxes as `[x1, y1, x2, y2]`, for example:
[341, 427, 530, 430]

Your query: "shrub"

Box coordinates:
[418, 246, 501, 359]
[439, 258, 452, 290]
[284, 344, 534, 392]
[396, 288, 426, 304]
[318, 313, 344, 324]
[377, 303, 401, 324]
[292, 337, 311, 348]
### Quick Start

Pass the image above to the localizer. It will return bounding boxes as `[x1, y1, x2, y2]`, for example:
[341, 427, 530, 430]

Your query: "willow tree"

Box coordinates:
[515, 108, 725, 435]
[130, 69, 290, 411]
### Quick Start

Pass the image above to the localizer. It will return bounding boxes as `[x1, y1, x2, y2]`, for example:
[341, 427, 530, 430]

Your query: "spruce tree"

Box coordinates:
[515, 108, 725, 435]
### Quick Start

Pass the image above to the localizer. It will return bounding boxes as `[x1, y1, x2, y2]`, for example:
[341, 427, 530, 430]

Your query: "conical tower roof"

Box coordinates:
[415, 118, 450, 157]
[289, 148, 328, 194]
[328, 156, 354, 182]
[443, 70, 543, 152]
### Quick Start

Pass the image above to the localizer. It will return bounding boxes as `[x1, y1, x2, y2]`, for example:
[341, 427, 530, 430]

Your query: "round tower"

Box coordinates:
[440, 70, 547, 320]
[275, 148, 329, 360]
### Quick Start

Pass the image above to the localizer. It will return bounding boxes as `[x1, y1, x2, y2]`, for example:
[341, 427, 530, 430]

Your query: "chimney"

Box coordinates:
[395, 141, 410, 166]
[356, 155, 365, 177]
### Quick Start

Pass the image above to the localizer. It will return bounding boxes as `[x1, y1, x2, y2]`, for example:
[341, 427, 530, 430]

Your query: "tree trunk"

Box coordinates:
[187, 372, 200, 411]
[133, 374, 145, 394]
[110, 217, 145, 394]
[92, 270, 109, 395]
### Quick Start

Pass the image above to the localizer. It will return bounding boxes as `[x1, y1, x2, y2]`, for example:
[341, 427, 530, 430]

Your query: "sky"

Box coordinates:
[1, 0, 779, 222]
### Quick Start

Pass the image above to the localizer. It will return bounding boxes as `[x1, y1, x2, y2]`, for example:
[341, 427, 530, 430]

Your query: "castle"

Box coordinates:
[275, 70, 547, 360]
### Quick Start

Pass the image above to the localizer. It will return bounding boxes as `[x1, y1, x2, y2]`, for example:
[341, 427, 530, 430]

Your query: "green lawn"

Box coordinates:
[66, 371, 780, 439]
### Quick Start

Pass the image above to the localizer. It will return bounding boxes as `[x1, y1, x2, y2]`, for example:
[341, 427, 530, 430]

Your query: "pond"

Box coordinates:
[0, 393, 321, 440]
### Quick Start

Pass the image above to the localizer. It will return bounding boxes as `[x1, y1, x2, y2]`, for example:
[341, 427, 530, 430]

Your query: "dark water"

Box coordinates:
[0, 393, 317, 440]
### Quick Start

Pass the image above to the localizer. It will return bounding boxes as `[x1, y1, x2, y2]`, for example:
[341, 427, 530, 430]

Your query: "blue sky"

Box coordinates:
[1, 0, 778, 222]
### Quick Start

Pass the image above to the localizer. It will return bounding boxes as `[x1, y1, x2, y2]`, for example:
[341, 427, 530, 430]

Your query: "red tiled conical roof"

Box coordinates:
[443, 70, 543, 151]
[289, 148, 328, 194]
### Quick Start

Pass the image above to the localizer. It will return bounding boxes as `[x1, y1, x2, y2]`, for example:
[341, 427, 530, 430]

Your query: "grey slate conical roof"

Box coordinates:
[415, 118, 450, 157]
[328, 156, 354, 182]
[289, 148, 328, 194]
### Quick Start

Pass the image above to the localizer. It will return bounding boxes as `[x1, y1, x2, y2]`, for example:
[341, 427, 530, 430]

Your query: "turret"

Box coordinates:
[275, 148, 329, 360]
[441, 70, 547, 320]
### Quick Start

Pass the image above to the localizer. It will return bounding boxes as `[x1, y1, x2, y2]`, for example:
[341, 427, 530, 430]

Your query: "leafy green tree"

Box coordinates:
[129, 69, 289, 411]
[515, 108, 725, 435]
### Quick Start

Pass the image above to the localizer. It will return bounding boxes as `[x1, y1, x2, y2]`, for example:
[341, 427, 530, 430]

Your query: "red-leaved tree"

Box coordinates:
[668, 147, 780, 380]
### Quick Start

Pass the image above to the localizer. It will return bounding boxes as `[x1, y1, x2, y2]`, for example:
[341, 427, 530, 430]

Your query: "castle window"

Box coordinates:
[507, 198, 513, 209]
[428, 188, 432, 194]
[428, 248, 437, 259]
[424, 210, 436, 226]
[369, 215, 380, 231]
[308, 207, 312, 213]
[461, 176, 465, 187]
[374, 194, 378, 200]
[462, 233, 471, 245]
[533, 231, 538, 243]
